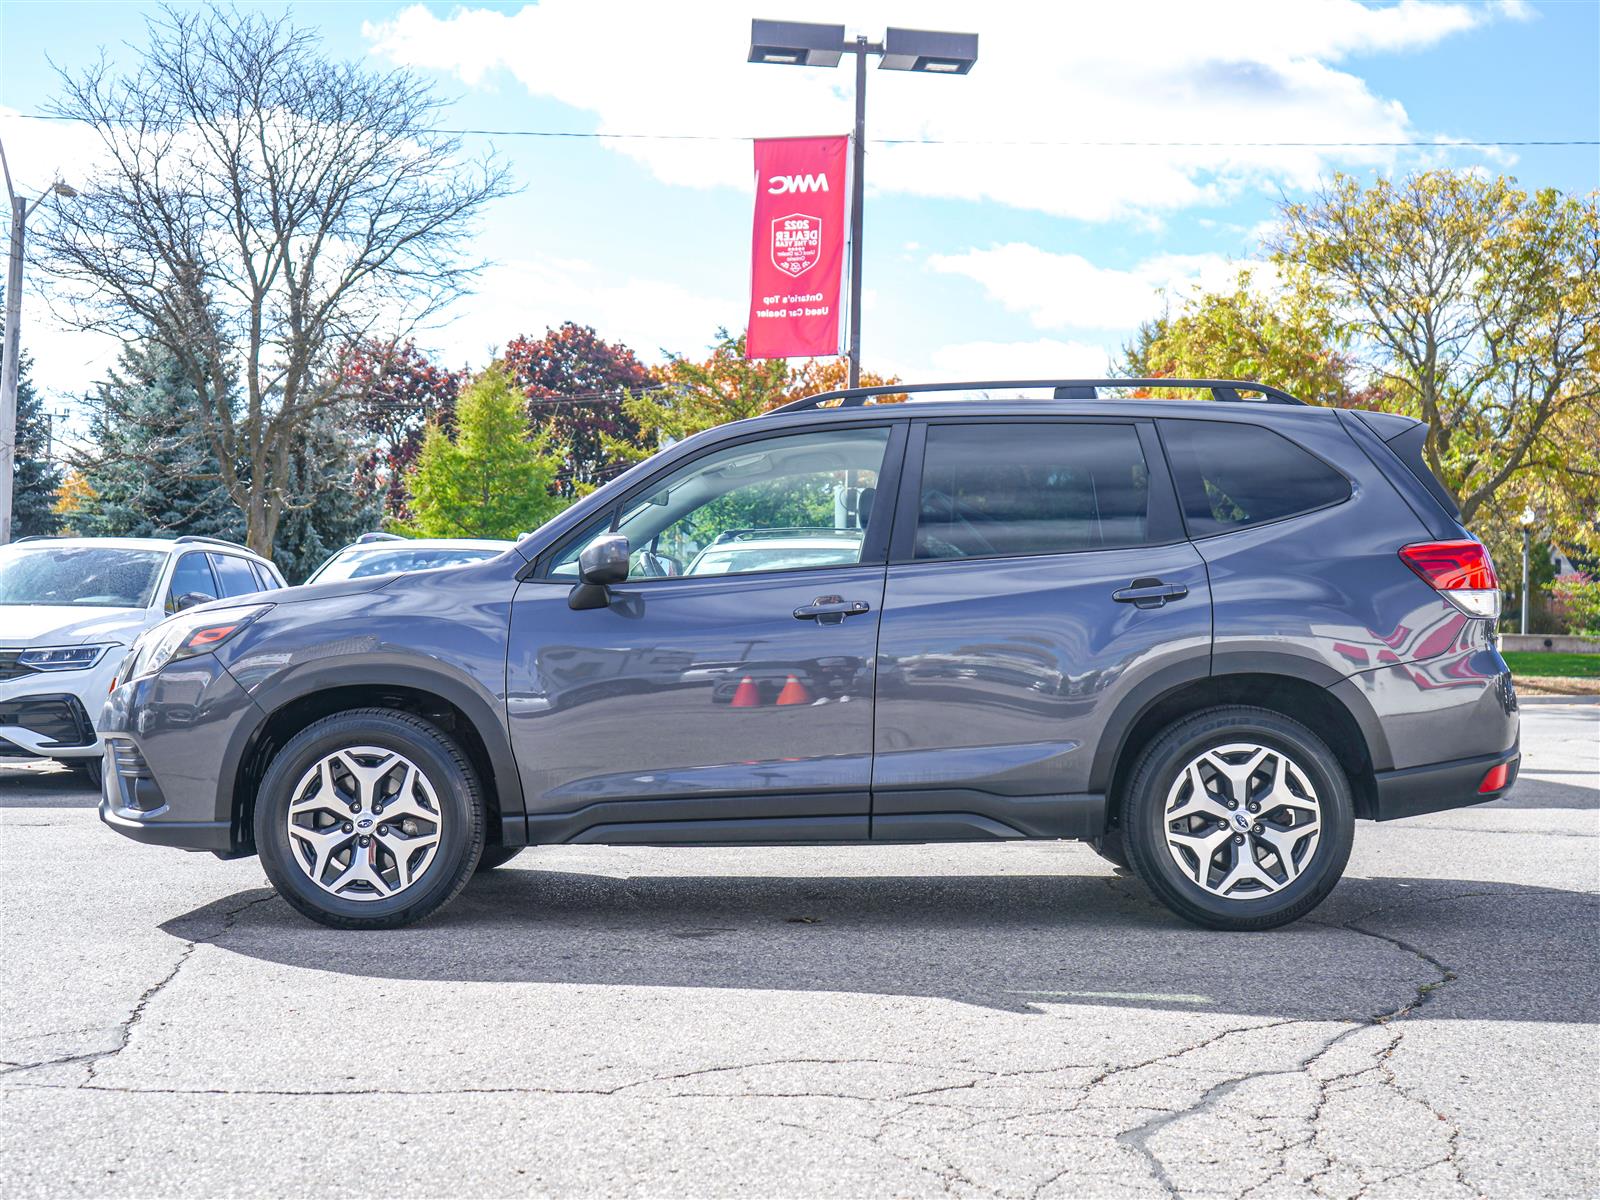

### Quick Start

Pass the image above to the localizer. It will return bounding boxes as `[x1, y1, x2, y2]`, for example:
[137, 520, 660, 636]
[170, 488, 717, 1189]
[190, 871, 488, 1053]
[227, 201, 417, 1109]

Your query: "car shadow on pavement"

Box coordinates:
[165, 869, 1598, 1021]
[0, 765, 97, 807]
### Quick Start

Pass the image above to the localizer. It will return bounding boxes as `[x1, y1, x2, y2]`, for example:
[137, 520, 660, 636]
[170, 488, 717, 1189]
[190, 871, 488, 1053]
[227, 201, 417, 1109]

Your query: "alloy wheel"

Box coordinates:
[284, 745, 445, 902]
[1161, 741, 1322, 899]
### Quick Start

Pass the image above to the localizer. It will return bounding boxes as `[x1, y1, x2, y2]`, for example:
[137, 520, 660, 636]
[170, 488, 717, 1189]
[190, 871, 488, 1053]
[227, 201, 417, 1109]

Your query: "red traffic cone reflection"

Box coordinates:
[730, 675, 760, 707]
[776, 675, 811, 705]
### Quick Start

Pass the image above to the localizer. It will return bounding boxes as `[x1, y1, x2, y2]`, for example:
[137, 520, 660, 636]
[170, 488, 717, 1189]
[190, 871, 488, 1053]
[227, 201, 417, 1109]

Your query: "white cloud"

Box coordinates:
[925, 338, 1118, 382]
[428, 257, 740, 368]
[365, 0, 1520, 221]
[928, 244, 1249, 331]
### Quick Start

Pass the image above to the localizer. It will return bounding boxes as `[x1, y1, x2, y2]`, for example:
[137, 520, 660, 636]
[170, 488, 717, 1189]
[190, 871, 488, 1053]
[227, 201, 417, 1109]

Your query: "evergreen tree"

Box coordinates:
[77, 338, 244, 541]
[270, 404, 385, 582]
[0, 306, 63, 539]
[401, 365, 567, 539]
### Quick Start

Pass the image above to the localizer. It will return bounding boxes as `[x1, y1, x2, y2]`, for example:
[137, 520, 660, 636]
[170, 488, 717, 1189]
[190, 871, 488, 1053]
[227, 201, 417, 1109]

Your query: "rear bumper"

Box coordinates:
[1371, 741, 1520, 821]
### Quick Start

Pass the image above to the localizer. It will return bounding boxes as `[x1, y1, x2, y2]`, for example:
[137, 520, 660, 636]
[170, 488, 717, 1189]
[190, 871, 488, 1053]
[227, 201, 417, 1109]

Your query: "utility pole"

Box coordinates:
[1, 138, 76, 546]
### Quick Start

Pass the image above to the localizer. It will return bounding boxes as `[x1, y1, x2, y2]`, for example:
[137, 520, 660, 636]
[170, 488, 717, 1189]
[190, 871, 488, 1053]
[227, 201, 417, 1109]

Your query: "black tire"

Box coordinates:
[1121, 706, 1354, 931]
[475, 845, 526, 872]
[70, 758, 103, 788]
[254, 708, 485, 930]
[1089, 828, 1130, 870]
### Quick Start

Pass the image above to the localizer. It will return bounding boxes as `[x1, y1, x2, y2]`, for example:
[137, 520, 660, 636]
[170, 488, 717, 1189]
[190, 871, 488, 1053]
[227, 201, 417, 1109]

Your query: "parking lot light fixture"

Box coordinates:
[747, 18, 977, 387]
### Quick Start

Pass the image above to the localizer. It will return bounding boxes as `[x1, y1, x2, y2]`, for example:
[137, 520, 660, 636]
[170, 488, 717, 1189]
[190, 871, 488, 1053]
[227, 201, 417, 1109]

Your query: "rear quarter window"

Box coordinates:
[1158, 419, 1351, 537]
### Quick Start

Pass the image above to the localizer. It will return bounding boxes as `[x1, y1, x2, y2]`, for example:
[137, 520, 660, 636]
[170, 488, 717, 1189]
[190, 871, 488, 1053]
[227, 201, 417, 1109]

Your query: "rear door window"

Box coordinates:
[913, 422, 1152, 560]
[249, 561, 281, 591]
[1158, 419, 1350, 537]
[208, 553, 262, 598]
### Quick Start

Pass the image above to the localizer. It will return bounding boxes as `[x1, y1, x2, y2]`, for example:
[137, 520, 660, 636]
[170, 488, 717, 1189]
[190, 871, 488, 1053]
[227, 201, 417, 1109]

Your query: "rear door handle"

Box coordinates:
[1112, 578, 1189, 609]
[794, 595, 872, 624]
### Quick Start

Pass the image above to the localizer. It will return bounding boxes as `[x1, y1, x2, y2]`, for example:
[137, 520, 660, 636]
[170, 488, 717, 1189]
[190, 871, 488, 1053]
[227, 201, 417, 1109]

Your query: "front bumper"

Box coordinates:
[1371, 741, 1520, 821]
[96, 655, 264, 855]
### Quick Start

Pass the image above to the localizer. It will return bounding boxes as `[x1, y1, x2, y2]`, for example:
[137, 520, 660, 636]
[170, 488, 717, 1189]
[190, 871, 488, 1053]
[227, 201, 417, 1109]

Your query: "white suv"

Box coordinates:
[0, 536, 285, 780]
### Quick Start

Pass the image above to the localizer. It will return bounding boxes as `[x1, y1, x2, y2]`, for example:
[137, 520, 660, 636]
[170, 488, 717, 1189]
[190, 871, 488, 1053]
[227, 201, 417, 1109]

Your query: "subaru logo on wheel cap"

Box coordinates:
[1233, 812, 1251, 830]
[357, 817, 374, 829]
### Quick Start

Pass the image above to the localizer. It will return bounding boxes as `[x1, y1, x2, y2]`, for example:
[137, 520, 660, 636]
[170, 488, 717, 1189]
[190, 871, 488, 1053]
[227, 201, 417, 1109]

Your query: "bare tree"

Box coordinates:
[39, 5, 512, 553]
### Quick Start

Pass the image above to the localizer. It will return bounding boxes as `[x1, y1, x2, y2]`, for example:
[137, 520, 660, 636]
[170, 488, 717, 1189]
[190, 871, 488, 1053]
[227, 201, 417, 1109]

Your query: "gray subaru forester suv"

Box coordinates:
[99, 379, 1519, 931]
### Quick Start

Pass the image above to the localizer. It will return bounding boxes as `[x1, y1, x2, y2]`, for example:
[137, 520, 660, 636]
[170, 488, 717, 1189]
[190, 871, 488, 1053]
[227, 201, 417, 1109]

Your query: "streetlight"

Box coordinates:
[1520, 506, 1537, 635]
[1, 137, 77, 546]
[748, 19, 978, 387]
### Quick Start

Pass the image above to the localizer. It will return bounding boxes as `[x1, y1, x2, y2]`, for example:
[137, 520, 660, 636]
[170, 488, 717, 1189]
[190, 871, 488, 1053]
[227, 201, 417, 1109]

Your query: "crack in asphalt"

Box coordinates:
[1108, 908, 1474, 1200]
[0, 892, 277, 1086]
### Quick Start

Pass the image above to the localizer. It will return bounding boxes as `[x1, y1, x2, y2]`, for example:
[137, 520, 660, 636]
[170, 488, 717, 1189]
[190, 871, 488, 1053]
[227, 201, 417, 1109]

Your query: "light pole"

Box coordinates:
[1, 138, 77, 546]
[748, 21, 977, 387]
[1520, 506, 1536, 635]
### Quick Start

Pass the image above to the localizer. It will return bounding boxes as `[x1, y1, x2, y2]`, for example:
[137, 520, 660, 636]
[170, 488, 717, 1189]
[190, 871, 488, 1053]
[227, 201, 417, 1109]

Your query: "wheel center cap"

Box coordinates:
[356, 816, 375, 830]
[1233, 812, 1251, 830]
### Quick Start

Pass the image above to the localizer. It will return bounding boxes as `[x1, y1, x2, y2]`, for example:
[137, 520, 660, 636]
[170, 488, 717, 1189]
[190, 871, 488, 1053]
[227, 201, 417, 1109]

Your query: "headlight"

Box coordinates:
[126, 604, 273, 680]
[17, 643, 118, 672]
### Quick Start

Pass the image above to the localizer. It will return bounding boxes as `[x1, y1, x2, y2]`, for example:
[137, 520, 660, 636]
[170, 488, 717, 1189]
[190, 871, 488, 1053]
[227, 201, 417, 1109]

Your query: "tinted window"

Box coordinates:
[209, 553, 261, 598]
[250, 561, 281, 591]
[1158, 420, 1351, 536]
[914, 423, 1150, 560]
[552, 428, 891, 580]
[167, 553, 218, 611]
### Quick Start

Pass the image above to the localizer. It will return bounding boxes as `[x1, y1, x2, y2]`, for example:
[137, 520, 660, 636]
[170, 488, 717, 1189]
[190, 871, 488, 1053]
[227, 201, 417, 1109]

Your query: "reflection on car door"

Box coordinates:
[872, 419, 1212, 841]
[506, 423, 905, 845]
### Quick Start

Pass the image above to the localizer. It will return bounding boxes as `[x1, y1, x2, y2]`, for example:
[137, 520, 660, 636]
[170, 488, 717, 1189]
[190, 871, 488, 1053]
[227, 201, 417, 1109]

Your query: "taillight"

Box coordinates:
[1399, 540, 1501, 619]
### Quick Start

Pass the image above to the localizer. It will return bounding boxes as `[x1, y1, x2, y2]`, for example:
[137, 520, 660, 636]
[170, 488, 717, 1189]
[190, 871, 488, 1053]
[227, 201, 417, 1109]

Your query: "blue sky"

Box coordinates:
[2, 0, 1596, 411]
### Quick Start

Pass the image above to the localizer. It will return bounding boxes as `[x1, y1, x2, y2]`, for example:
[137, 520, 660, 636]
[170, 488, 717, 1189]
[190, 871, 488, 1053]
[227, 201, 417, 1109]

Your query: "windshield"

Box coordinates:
[0, 546, 166, 608]
[308, 546, 502, 584]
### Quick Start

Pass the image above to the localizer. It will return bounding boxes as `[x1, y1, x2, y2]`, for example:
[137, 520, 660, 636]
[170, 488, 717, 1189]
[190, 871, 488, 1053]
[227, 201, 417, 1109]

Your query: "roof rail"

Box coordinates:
[174, 535, 255, 554]
[356, 531, 406, 544]
[769, 377, 1305, 414]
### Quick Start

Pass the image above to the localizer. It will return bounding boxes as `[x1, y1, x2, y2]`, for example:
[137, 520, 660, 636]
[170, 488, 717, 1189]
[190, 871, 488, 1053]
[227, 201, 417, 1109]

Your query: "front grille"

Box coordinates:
[0, 651, 36, 683]
[0, 694, 95, 747]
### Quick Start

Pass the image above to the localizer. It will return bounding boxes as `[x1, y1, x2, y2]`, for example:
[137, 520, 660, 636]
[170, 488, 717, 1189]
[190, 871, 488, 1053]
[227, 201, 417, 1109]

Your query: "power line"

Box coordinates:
[8, 111, 1596, 149]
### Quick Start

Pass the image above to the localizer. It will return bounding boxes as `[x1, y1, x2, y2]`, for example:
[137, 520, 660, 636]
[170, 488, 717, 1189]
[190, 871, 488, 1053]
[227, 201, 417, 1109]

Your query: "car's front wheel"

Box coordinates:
[254, 709, 485, 929]
[1121, 706, 1353, 931]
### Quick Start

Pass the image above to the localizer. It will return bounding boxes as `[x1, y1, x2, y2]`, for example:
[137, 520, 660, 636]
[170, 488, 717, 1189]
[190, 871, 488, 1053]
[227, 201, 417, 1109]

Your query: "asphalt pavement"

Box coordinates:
[2, 699, 1595, 1198]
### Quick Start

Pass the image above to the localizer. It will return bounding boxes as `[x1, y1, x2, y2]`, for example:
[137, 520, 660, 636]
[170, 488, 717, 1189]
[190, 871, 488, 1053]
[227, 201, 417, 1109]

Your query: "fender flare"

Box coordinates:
[1088, 650, 1393, 795]
[222, 654, 526, 826]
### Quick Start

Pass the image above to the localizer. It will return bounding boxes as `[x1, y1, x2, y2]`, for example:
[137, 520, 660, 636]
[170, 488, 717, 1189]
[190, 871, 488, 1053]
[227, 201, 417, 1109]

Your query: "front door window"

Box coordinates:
[551, 427, 892, 581]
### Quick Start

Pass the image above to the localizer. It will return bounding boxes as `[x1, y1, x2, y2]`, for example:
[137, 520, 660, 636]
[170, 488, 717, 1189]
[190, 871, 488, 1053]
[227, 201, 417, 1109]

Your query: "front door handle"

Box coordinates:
[1112, 578, 1189, 609]
[794, 595, 872, 624]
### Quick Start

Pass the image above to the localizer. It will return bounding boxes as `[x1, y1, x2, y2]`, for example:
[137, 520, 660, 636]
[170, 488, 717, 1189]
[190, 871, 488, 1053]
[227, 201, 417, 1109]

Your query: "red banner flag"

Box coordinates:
[746, 135, 849, 360]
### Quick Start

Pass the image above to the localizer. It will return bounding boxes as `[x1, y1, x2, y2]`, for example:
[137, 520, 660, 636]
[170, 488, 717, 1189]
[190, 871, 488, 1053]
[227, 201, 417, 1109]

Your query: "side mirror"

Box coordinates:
[174, 592, 215, 612]
[569, 534, 629, 610]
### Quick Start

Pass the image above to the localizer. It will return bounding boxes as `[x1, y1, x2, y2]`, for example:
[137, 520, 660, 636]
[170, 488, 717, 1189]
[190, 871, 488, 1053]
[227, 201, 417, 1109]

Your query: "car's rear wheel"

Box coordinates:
[254, 709, 485, 930]
[475, 845, 525, 872]
[1121, 706, 1353, 931]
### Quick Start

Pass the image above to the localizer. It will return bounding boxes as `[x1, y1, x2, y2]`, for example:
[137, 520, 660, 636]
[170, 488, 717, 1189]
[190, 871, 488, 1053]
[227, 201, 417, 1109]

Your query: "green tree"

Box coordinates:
[76, 338, 245, 541]
[270, 406, 385, 582]
[400, 365, 567, 538]
[0, 303, 63, 539]
[1275, 172, 1599, 545]
[76, 332, 383, 580]
[603, 330, 793, 473]
[1120, 270, 1368, 408]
